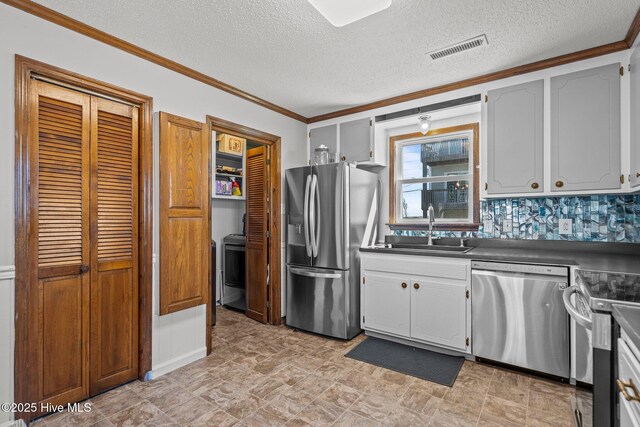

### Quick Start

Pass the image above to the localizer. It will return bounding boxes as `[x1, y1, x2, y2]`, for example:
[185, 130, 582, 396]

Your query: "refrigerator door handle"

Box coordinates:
[309, 174, 318, 257]
[303, 174, 312, 257]
[289, 266, 341, 279]
[312, 174, 320, 258]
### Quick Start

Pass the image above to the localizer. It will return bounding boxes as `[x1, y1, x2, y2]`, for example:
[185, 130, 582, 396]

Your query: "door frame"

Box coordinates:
[14, 55, 153, 420]
[206, 115, 282, 350]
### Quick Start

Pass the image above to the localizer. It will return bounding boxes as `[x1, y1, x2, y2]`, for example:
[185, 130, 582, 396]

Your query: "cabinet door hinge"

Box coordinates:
[620, 66, 625, 76]
[266, 231, 271, 238]
[369, 150, 373, 158]
[466, 337, 470, 347]
[621, 174, 625, 184]
[484, 94, 488, 103]
[369, 119, 372, 126]
[362, 276, 365, 284]
[266, 301, 270, 309]
[266, 159, 270, 166]
[484, 182, 488, 191]
[465, 289, 469, 299]
[362, 315, 365, 324]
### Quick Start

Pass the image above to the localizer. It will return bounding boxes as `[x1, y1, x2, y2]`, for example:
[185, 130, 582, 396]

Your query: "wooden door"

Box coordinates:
[245, 146, 269, 323]
[159, 112, 210, 315]
[486, 80, 544, 194]
[28, 80, 91, 409]
[362, 272, 411, 338]
[550, 63, 621, 192]
[410, 278, 468, 351]
[89, 97, 139, 394]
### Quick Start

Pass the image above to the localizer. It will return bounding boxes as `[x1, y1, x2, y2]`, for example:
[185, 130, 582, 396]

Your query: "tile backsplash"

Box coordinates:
[393, 194, 640, 243]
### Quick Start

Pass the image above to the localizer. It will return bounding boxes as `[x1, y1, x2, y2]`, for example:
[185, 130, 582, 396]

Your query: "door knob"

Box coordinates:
[555, 180, 564, 188]
[401, 282, 407, 289]
[531, 182, 539, 189]
[413, 283, 420, 289]
[80, 265, 90, 274]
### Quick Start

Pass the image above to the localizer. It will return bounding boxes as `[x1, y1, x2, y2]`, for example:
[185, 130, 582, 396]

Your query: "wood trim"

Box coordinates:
[3, 0, 637, 127]
[625, 7, 640, 48]
[0, 0, 306, 123]
[206, 116, 282, 354]
[307, 41, 629, 123]
[14, 55, 153, 421]
[388, 123, 480, 230]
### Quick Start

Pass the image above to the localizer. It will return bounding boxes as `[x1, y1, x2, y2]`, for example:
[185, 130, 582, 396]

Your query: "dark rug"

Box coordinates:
[345, 337, 464, 386]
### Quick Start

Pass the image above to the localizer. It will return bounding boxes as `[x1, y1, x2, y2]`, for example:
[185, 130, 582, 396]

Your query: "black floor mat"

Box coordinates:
[345, 337, 464, 386]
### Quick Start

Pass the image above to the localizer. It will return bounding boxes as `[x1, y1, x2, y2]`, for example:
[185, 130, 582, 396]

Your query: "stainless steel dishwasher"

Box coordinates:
[472, 261, 570, 379]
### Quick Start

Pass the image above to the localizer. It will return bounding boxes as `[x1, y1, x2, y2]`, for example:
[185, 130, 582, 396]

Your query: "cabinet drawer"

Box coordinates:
[362, 253, 469, 281]
[618, 338, 640, 423]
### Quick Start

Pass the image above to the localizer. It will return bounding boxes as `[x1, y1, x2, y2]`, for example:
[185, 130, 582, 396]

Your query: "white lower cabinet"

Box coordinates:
[410, 278, 468, 351]
[360, 253, 471, 353]
[363, 272, 410, 338]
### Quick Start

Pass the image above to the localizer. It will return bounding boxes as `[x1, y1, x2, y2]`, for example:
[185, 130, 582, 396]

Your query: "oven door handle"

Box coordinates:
[563, 286, 593, 330]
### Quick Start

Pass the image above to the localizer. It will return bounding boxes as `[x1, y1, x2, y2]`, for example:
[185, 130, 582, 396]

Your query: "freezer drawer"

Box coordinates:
[472, 269, 570, 378]
[286, 265, 359, 339]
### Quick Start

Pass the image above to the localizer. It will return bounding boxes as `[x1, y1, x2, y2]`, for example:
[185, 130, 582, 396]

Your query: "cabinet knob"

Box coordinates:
[413, 283, 420, 289]
[401, 282, 407, 289]
[636, 172, 640, 178]
[80, 265, 89, 274]
[555, 180, 564, 188]
[531, 182, 539, 189]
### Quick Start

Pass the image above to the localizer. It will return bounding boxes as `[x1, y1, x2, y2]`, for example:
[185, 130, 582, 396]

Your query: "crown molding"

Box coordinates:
[3, 1, 640, 126]
[0, 0, 307, 123]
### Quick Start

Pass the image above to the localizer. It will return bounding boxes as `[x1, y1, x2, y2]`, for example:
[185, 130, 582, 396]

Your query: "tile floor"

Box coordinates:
[33, 307, 591, 426]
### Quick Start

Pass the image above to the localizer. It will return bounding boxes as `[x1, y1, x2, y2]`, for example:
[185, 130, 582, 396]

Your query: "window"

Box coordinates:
[390, 123, 479, 228]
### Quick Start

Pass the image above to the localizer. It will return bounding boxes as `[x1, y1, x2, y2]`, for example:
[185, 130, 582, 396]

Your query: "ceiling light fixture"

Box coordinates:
[418, 115, 431, 135]
[307, 0, 392, 27]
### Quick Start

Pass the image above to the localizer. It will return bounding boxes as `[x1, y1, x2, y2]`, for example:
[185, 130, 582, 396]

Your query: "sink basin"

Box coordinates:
[387, 243, 473, 253]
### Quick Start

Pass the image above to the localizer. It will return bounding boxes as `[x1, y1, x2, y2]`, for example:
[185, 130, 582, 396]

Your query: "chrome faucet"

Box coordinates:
[427, 204, 435, 246]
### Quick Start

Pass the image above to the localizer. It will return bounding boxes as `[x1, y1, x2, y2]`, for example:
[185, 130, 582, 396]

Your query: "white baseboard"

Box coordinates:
[149, 347, 206, 379]
[0, 419, 26, 427]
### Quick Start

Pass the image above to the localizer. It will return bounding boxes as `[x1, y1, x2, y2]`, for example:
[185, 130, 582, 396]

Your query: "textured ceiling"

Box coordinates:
[33, 0, 640, 118]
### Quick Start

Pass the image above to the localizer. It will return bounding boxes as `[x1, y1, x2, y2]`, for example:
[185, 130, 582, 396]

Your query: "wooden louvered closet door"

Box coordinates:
[89, 97, 139, 395]
[26, 80, 139, 409]
[245, 146, 269, 323]
[28, 80, 91, 408]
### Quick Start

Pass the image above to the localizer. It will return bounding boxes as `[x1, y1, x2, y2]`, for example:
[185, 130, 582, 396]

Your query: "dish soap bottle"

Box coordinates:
[231, 178, 242, 196]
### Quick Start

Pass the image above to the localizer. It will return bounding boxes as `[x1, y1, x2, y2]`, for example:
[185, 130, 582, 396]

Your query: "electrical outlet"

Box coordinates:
[559, 218, 573, 235]
[503, 220, 512, 233]
[483, 219, 493, 231]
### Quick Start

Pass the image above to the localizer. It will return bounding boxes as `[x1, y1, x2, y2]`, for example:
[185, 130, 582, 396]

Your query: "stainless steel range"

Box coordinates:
[564, 269, 640, 427]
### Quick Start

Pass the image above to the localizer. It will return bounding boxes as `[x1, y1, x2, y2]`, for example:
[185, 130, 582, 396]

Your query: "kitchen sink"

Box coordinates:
[385, 243, 473, 253]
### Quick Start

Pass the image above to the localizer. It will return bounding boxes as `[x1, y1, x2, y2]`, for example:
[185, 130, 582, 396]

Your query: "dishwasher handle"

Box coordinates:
[563, 286, 592, 330]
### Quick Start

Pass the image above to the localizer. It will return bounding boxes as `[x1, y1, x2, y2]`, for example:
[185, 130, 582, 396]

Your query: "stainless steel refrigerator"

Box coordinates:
[285, 162, 378, 339]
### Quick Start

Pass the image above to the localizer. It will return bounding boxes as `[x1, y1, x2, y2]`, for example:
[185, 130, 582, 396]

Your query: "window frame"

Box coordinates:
[389, 122, 480, 230]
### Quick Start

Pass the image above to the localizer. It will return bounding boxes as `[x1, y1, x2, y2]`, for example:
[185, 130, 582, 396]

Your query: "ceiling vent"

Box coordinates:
[428, 34, 488, 60]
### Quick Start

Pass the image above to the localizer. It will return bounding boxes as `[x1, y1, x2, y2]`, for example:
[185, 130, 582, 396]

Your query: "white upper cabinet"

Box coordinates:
[340, 117, 373, 163]
[486, 80, 544, 195]
[631, 47, 640, 188]
[550, 63, 622, 192]
[309, 124, 337, 163]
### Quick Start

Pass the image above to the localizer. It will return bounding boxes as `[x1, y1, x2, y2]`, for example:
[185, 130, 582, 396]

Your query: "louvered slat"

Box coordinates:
[97, 110, 134, 262]
[246, 155, 265, 239]
[38, 97, 84, 269]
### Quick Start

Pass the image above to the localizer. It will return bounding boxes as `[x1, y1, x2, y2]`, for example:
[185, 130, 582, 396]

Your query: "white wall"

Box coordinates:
[0, 267, 15, 424]
[0, 3, 307, 389]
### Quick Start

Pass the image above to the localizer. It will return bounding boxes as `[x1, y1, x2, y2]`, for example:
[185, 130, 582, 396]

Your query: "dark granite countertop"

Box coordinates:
[360, 237, 640, 274]
[613, 305, 640, 351]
